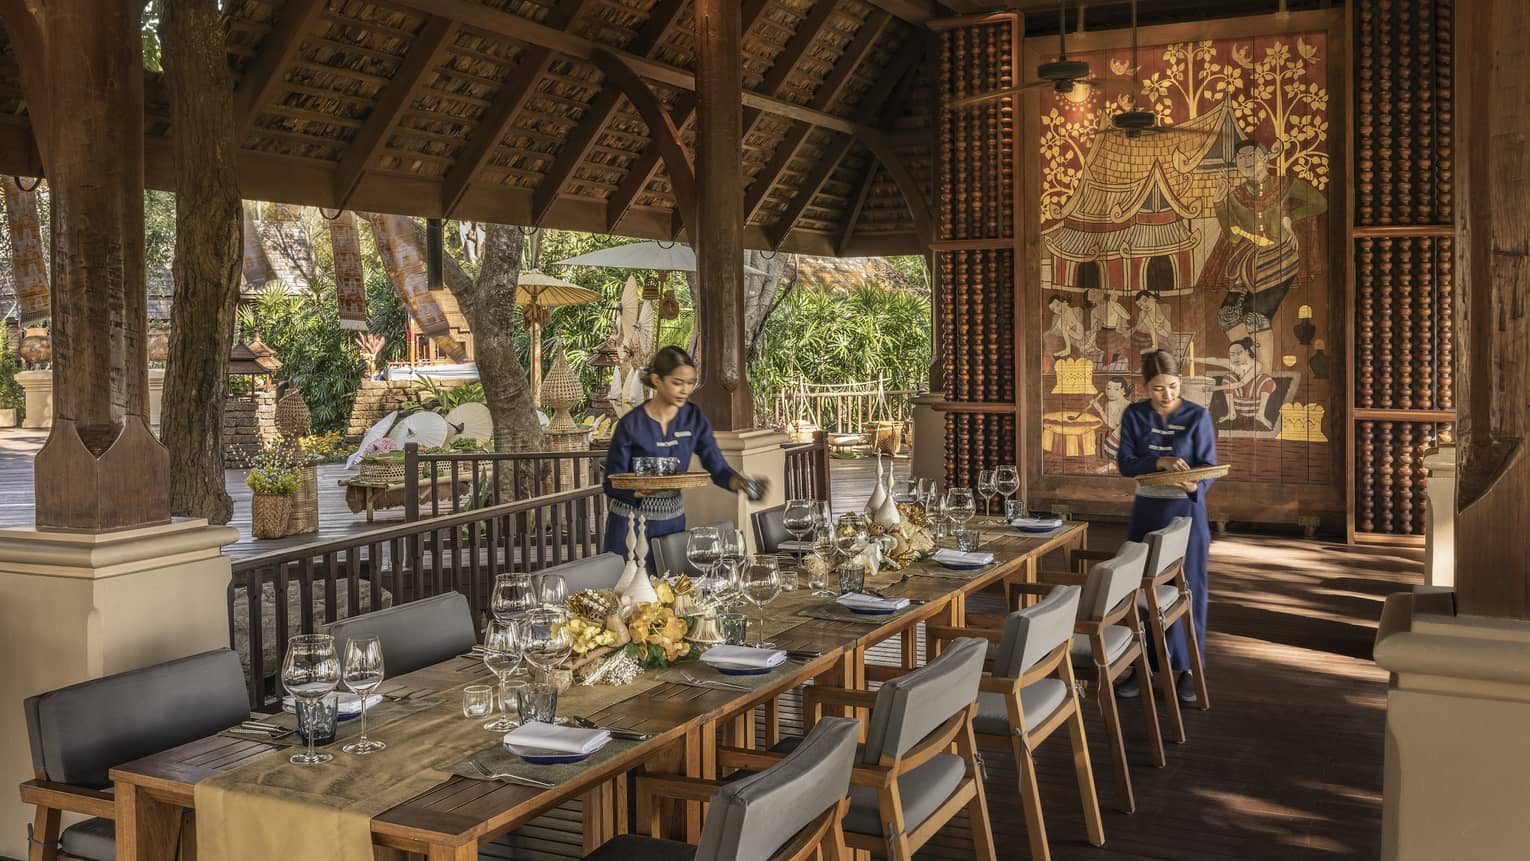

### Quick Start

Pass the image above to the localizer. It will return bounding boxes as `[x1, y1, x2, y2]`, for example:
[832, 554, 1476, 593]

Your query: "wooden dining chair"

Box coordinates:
[650, 521, 733, 578]
[581, 717, 861, 861]
[927, 585, 1105, 860]
[1025, 541, 1163, 814]
[20, 648, 251, 861]
[537, 551, 626, 594]
[727, 637, 995, 861]
[1137, 516, 1210, 744]
[323, 591, 477, 677]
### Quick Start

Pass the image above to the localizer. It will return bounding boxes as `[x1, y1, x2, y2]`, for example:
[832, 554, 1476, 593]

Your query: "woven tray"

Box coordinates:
[1135, 463, 1231, 486]
[607, 472, 710, 492]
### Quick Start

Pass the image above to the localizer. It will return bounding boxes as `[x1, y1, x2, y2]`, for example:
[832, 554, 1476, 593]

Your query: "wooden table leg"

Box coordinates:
[427, 843, 477, 860]
[581, 776, 625, 854]
[114, 781, 187, 861]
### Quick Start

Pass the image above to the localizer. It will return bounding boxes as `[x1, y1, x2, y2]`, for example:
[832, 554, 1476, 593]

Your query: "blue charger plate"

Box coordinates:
[845, 604, 899, 615]
[937, 559, 989, 570]
[507, 743, 596, 765]
[711, 664, 775, 676]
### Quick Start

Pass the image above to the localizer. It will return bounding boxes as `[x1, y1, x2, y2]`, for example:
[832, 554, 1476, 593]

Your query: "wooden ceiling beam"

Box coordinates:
[335, 15, 460, 209]
[766, 133, 854, 248]
[861, 0, 957, 26]
[742, 123, 808, 224]
[234, 0, 327, 138]
[529, 0, 686, 227]
[439, 0, 595, 218]
[758, 0, 844, 99]
[837, 159, 878, 255]
[813, 9, 894, 113]
[589, 50, 696, 236]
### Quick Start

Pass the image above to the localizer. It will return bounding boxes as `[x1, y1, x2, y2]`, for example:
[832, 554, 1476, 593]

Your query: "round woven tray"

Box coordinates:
[607, 472, 711, 492]
[1135, 463, 1231, 486]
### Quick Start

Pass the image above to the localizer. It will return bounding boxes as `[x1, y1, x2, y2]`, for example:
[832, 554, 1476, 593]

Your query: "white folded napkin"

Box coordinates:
[281, 692, 382, 716]
[1011, 517, 1064, 530]
[701, 644, 787, 669]
[836, 592, 910, 612]
[932, 548, 995, 566]
[504, 722, 610, 755]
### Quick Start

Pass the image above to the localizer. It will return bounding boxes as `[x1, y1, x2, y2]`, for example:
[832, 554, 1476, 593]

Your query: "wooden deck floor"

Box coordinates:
[0, 430, 1407, 857]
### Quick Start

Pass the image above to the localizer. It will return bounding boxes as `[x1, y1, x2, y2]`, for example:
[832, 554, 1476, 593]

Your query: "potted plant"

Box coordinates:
[246, 447, 302, 538]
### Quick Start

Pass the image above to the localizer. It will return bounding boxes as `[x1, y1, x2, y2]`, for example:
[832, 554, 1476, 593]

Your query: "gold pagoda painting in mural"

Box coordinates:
[1037, 32, 1337, 482]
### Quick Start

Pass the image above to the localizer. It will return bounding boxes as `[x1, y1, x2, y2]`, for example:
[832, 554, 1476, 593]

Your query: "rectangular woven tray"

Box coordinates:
[1135, 464, 1231, 486]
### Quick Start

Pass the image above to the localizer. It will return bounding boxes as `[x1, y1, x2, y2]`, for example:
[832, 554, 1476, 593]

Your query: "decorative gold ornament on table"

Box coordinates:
[577, 650, 643, 687]
[568, 589, 620, 623]
[1051, 358, 1098, 395]
[864, 520, 935, 572]
[896, 501, 927, 527]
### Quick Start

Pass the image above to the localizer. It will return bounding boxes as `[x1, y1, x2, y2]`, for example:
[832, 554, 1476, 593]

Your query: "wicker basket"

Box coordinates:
[276, 389, 311, 440]
[251, 493, 293, 539]
[285, 464, 319, 534]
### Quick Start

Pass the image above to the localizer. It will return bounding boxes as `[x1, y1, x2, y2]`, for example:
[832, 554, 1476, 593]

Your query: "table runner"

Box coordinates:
[655, 659, 806, 692]
[440, 735, 645, 786]
[194, 674, 660, 861]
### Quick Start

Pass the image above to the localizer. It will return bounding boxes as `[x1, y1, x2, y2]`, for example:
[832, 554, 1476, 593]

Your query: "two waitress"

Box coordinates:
[1115, 349, 1217, 704]
[602, 346, 764, 565]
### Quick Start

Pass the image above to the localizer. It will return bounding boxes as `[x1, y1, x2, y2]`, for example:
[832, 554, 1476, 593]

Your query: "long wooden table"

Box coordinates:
[109, 522, 1086, 860]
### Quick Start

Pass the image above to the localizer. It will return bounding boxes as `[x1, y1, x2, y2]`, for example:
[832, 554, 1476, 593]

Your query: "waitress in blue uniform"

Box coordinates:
[1115, 349, 1217, 704]
[603, 346, 760, 565]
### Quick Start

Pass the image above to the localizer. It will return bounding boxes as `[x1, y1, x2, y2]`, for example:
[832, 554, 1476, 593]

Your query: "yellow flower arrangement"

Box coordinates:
[625, 601, 692, 666]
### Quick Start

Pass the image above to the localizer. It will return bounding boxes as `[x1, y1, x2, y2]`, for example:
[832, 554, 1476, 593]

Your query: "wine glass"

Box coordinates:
[520, 608, 573, 683]
[808, 526, 837, 597]
[491, 573, 535, 622]
[282, 634, 341, 765]
[481, 619, 523, 731]
[995, 465, 1021, 517]
[946, 487, 976, 537]
[537, 573, 567, 609]
[926, 493, 949, 540]
[740, 556, 782, 648]
[782, 499, 815, 579]
[686, 526, 723, 590]
[813, 501, 833, 531]
[341, 636, 385, 755]
[977, 470, 998, 517]
[834, 512, 869, 559]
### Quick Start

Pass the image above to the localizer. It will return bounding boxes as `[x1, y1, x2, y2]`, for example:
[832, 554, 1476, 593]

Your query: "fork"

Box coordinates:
[467, 759, 554, 788]
[680, 671, 750, 691]
[569, 715, 651, 741]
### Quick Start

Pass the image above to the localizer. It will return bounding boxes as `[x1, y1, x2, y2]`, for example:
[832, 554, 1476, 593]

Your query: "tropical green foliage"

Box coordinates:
[0, 346, 24, 417]
[411, 378, 486, 415]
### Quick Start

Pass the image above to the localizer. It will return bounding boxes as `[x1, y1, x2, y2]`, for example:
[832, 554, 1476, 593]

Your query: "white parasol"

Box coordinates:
[552, 241, 770, 276]
[387, 411, 450, 449]
[346, 410, 398, 469]
[443, 401, 493, 444]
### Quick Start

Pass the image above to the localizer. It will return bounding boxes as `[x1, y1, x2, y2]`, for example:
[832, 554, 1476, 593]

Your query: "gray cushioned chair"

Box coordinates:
[930, 586, 1104, 860]
[1136, 516, 1208, 741]
[537, 552, 626, 595]
[323, 591, 476, 678]
[22, 648, 251, 861]
[749, 506, 792, 553]
[756, 636, 994, 861]
[650, 521, 733, 578]
[581, 717, 861, 861]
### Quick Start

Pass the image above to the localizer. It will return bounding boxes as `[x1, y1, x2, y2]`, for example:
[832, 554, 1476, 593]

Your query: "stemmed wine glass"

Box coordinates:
[945, 488, 976, 538]
[807, 526, 837, 597]
[977, 470, 998, 517]
[995, 465, 1021, 518]
[480, 619, 523, 731]
[740, 556, 782, 648]
[491, 573, 535, 622]
[520, 608, 573, 683]
[282, 634, 341, 766]
[834, 512, 869, 559]
[341, 636, 385, 755]
[537, 573, 566, 610]
[686, 526, 723, 591]
[782, 499, 815, 578]
[713, 528, 746, 607]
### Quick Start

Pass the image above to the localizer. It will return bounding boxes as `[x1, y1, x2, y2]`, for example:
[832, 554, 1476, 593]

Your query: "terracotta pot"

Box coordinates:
[146, 328, 171, 363]
[251, 493, 293, 539]
[18, 328, 49, 366]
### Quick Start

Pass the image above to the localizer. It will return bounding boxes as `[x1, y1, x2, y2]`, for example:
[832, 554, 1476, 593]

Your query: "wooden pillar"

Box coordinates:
[689, 0, 752, 430]
[1453, 0, 1530, 619]
[17, 0, 169, 529]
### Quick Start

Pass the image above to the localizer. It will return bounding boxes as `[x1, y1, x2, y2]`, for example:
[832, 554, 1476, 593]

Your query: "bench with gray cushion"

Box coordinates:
[22, 649, 251, 861]
[323, 591, 477, 678]
[581, 717, 860, 861]
[650, 521, 733, 578]
[750, 506, 791, 553]
[786, 636, 995, 860]
[537, 552, 626, 595]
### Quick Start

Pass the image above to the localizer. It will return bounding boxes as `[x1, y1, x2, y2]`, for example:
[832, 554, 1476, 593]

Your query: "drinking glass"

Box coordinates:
[537, 573, 567, 610]
[491, 573, 535, 623]
[836, 563, 865, 596]
[833, 512, 869, 559]
[282, 634, 341, 766]
[517, 683, 559, 724]
[1005, 499, 1028, 521]
[686, 527, 723, 590]
[462, 685, 494, 720]
[295, 696, 338, 746]
[977, 470, 998, 517]
[717, 612, 748, 645]
[520, 608, 573, 681]
[740, 556, 782, 648]
[995, 465, 1020, 512]
[340, 636, 385, 755]
[945, 488, 976, 534]
[481, 619, 523, 731]
[807, 527, 837, 596]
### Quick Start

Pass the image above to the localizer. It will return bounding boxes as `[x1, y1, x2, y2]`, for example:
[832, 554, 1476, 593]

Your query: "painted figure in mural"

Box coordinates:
[1209, 338, 1277, 429]
[1086, 287, 1132, 370]
[1089, 376, 1132, 473]
[1044, 294, 1099, 368]
[1201, 137, 1327, 370]
[1128, 290, 1175, 359]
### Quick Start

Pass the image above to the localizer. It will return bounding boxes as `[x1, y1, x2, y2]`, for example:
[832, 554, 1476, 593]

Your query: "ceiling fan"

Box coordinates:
[1099, 0, 1217, 140]
[945, 0, 1115, 111]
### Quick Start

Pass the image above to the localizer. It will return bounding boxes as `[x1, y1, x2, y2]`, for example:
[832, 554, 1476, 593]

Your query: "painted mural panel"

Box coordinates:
[1037, 33, 1336, 484]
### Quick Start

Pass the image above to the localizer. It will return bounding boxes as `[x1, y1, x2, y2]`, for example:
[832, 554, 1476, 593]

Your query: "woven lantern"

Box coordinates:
[541, 347, 584, 434]
[276, 388, 312, 440]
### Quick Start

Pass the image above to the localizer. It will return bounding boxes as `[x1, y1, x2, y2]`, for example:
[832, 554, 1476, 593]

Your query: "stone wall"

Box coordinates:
[345, 378, 476, 443]
[224, 390, 279, 466]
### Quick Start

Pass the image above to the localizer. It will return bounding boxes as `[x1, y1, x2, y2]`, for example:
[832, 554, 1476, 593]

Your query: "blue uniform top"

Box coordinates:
[1116, 399, 1218, 501]
[603, 402, 738, 519]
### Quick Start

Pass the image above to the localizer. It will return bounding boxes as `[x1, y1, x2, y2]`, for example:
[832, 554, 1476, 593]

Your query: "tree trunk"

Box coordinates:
[462, 225, 544, 459]
[159, 0, 243, 524]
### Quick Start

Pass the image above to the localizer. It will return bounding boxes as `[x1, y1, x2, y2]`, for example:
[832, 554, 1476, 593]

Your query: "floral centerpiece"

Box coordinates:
[858, 503, 936, 572]
[563, 575, 701, 686]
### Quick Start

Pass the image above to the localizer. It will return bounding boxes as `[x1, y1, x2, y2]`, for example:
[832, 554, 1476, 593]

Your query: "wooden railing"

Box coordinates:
[402, 444, 605, 520]
[228, 484, 607, 707]
[782, 431, 832, 503]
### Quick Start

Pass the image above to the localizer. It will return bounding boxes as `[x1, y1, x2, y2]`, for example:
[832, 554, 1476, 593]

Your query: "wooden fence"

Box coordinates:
[782, 431, 832, 503]
[402, 445, 605, 520]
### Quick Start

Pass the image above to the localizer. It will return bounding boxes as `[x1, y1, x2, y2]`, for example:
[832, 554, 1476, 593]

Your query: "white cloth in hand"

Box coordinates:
[701, 645, 787, 669]
[505, 722, 610, 755]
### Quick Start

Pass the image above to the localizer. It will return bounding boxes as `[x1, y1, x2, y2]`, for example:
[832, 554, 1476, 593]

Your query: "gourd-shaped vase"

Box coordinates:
[864, 455, 887, 518]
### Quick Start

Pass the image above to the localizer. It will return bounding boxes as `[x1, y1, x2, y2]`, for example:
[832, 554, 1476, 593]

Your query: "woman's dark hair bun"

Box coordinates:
[643, 345, 697, 387]
[1140, 349, 1180, 382]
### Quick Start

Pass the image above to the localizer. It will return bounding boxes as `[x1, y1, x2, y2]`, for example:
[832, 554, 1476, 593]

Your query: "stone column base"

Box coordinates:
[15, 369, 52, 429]
[1374, 591, 1530, 859]
[0, 519, 237, 858]
[910, 393, 945, 484]
[1421, 446, 1456, 588]
[683, 428, 791, 554]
